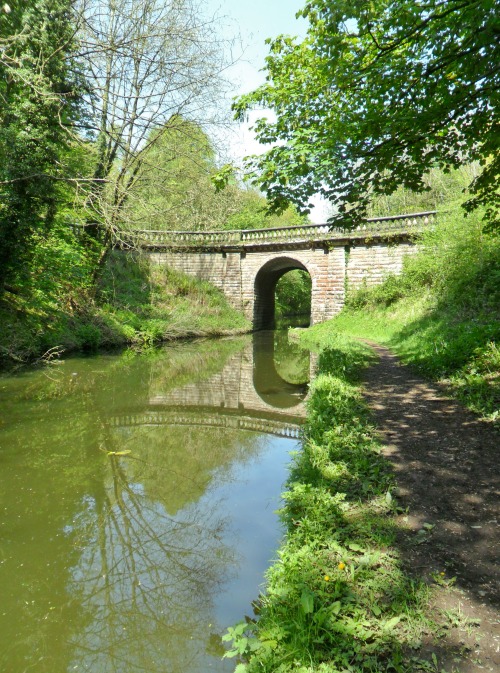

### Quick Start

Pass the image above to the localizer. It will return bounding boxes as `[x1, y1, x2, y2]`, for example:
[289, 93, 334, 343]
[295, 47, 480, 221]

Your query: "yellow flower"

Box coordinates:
[338, 562, 346, 570]
[324, 575, 330, 582]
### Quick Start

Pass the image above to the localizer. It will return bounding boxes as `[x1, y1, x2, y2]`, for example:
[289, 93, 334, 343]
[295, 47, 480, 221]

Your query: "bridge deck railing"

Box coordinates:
[124, 211, 437, 249]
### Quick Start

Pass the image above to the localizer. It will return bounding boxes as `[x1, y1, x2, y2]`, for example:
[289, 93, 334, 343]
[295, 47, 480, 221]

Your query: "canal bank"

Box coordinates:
[224, 327, 499, 673]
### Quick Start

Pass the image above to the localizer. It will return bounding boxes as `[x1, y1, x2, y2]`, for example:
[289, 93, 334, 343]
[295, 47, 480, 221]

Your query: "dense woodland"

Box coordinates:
[0, 0, 308, 363]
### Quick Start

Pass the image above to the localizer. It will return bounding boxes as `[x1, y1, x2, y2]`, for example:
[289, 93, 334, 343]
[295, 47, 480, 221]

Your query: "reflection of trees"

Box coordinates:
[0, 333, 295, 673]
[66, 445, 239, 673]
[114, 423, 265, 514]
[273, 331, 310, 385]
[253, 331, 309, 409]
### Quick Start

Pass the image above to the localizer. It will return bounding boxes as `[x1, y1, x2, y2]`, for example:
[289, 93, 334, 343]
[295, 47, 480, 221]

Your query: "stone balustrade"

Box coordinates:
[121, 210, 437, 250]
[111, 410, 302, 439]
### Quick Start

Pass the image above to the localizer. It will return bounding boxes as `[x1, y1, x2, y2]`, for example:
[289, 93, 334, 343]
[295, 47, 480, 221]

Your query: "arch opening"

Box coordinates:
[253, 257, 312, 330]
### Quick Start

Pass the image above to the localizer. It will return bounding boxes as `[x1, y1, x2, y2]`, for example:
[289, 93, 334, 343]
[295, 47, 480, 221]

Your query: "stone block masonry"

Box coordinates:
[149, 250, 243, 308]
[148, 237, 418, 328]
[346, 240, 419, 291]
[141, 212, 434, 328]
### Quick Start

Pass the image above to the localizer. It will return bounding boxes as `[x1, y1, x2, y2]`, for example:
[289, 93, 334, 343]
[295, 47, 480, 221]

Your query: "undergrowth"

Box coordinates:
[333, 207, 500, 424]
[222, 332, 442, 673]
[0, 232, 250, 366]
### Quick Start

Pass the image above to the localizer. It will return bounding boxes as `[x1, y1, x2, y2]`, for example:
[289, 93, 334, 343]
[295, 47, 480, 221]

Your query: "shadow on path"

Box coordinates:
[361, 342, 499, 672]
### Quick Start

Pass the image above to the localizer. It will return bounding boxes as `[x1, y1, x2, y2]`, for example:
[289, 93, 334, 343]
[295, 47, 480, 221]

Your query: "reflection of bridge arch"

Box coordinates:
[148, 335, 310, 422]
[252, 331, 308, 409]
[253, 256, 310, 330]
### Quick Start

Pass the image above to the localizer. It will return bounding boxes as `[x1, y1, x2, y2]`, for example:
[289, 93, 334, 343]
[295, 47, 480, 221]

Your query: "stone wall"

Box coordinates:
[346, 240, 419, 291]
[149, 250, 244, 311]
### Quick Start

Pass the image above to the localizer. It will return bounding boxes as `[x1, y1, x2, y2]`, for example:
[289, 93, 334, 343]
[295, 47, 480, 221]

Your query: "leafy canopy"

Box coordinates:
[125, 117, 307, 231]
[234, 0, 500, 228]
[0, 0, 82, 289]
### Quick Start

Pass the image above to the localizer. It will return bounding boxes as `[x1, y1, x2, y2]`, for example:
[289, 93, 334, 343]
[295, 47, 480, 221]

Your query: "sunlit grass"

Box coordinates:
[0, 242, 250, 365]
[222, 332, 440, 673]
[322, 209, 500, 424]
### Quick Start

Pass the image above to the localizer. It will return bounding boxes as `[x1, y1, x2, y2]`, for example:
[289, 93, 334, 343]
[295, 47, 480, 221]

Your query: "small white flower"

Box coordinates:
[2, 4, 11, 14]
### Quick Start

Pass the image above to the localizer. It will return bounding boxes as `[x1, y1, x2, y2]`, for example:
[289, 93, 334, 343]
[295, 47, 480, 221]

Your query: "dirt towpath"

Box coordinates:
[361, 342, 499, 673]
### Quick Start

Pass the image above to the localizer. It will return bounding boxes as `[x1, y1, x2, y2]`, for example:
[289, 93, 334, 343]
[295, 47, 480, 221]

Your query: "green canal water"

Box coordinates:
[0, 332, 310, 673]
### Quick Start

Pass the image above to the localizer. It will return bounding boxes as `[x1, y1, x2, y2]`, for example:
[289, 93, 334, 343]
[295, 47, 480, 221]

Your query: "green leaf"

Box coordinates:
[300, 589, 315, 614]
[383, 616, 401, 632]
[348, 543, 363, 552]
[330, 600, 342, 615]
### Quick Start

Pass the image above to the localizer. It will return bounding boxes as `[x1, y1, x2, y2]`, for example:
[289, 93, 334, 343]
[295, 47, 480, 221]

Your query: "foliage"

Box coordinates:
[225, 190, 307, 231]
[0, 0, 82, 289]
[124, 118, 308, 231]
[97, 252, 250, 345]
[367, 165, 481, 218]
[73, 0, 231, 257]
[275, 270, 311, 320]
[0, 245, 250, 365]
[223, 332, 441, 672]
[336, 208, 500, 423]
[233, 0, 500, 229]
[0, 223, 96, 362]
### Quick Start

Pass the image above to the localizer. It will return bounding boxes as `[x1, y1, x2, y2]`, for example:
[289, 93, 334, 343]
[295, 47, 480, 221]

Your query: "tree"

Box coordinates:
[367, 164, 481, 217]
[124, 117, 308, 231]
[124, 117, 231, 231]
[0, 0, 82, 291]
[233, 0, 500, 229]
[73, 0, 232, 264]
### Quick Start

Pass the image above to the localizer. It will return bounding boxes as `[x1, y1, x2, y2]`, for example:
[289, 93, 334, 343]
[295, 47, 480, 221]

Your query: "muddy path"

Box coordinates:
[361, 342, 499, 672]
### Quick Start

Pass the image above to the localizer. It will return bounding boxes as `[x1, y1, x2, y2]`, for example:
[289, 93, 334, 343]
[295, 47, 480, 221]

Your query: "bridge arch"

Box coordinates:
[253, 256, 312, 330]
[143, 212, 433, 327]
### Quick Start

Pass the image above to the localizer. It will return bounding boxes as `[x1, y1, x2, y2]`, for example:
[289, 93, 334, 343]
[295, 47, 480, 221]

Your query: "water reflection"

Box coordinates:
[0, 332, 310, 673]
[253, 331, 309, 409]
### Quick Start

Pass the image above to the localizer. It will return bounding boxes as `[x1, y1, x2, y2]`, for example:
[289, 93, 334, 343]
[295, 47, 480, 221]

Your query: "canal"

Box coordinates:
[0, 331, 311, 673]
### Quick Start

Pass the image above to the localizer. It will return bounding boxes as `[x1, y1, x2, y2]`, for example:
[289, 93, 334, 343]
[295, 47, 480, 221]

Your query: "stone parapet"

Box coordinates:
[125, 211, 436, 251]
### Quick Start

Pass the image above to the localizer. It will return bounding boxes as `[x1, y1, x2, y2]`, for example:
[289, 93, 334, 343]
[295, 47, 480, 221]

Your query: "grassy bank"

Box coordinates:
[223, 330, 446, 673]
[333, 208, 500, 424]
[222, 209, 499, 672]
[0, 228, 250, 366]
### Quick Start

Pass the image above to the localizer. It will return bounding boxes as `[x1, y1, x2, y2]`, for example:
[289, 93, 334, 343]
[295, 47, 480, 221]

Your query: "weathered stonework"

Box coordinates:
[140, 212, 434, 327]
[147, 238, 418, 327]
[346, 240, 419, 292]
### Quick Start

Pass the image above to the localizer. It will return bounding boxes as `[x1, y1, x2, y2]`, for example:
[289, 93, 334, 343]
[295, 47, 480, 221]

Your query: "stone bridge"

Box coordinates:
[127, 211, 436, 328]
